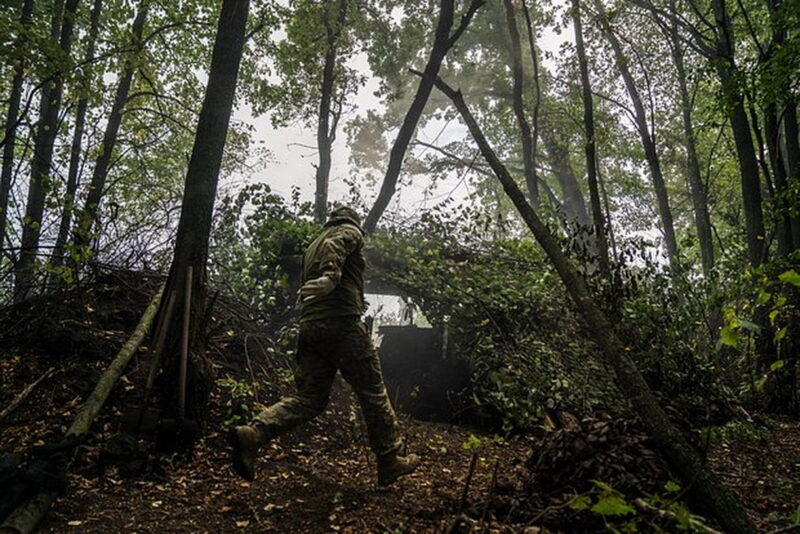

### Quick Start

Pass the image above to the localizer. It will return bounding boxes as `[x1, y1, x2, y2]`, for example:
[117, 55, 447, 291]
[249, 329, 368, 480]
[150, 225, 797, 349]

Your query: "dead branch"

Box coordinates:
[0, 367, 55, 422]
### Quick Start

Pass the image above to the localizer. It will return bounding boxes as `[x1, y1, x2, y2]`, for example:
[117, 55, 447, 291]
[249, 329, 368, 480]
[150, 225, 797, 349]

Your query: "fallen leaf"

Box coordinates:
[235, 520, 250, 528]
[67, 520, 83, 526]
[263, 503, 285, 513]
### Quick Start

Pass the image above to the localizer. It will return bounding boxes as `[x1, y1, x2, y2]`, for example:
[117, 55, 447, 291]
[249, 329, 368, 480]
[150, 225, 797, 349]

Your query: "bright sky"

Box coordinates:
[229, 3, 575, 218]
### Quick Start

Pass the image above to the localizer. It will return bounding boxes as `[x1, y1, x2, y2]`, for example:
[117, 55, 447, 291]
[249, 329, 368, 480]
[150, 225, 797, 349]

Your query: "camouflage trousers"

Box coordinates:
[253, 317, 402, 458]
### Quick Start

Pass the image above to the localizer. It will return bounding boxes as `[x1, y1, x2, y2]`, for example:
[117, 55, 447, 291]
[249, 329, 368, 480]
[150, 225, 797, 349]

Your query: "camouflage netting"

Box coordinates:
[366, 234, 623, 429]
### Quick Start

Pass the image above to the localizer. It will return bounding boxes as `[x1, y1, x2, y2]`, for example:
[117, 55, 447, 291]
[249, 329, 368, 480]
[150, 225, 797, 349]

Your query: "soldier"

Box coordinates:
[229, 206, 419, 486]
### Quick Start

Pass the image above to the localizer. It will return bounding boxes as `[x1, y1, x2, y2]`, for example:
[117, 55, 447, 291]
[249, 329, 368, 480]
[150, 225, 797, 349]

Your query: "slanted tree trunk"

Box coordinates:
[502, 0, 537, 207]
[71, 0, 148, 266]
[594, 0, 679, 271]
[671, 20, 714, 275]
[156, 0, 249, 442]
[0, 0, 36, 254]
[50, 0, 103, 273]
[363, 0, 484, 233]
[314, 0, 348, 224]
[14, 0, 79, 302]
[572, 0, 610, 275]
[711, 0, 765, 266]
[430, 73, 756, 534]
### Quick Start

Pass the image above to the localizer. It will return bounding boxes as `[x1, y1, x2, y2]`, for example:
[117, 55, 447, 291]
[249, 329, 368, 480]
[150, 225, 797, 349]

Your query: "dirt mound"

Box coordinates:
[0, 270, 161, 360]
[0, 268, 354, 458]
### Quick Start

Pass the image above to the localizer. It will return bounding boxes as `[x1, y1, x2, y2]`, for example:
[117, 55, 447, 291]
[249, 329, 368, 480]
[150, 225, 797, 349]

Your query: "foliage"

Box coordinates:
[716, 253, 800, 405]
[210, 184, 319, 318]
[217, 376, 260, 427]
[700, 419, 770, 445]
[568, 480, 715, 533]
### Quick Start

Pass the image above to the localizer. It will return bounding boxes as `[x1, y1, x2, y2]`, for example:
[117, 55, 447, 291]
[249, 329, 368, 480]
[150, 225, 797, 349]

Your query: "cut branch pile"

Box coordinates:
[527, 411, 675, 496]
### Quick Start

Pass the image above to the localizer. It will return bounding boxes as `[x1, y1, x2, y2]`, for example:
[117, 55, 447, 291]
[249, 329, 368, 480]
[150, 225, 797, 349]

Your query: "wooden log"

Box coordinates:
[0, 367, 55, 422]
[0, 286, 163, 534]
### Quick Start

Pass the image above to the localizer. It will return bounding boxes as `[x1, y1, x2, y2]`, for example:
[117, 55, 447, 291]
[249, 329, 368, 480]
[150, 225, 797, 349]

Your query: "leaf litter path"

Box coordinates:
[42, 417, 536, 533]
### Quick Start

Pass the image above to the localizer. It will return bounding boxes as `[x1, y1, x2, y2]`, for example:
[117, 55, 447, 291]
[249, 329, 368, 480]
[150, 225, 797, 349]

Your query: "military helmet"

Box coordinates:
[327, 206, 362, 229]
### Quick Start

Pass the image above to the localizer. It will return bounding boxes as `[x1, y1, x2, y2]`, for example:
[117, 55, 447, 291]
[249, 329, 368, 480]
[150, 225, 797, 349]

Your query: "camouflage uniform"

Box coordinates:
[252, 209, 402, 458]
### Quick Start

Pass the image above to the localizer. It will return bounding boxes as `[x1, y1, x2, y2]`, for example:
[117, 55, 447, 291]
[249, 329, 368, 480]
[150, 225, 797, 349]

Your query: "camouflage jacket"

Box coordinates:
[300, 217, 366, 323]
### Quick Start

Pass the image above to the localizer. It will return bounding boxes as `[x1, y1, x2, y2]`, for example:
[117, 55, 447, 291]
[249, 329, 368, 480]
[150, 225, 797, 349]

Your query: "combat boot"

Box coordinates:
[229, 424, 268, 481]
[377, 452, 420, 486]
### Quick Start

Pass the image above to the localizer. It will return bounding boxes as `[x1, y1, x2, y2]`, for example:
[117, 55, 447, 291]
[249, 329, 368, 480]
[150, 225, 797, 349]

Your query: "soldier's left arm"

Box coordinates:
[316, 224, 363, 287]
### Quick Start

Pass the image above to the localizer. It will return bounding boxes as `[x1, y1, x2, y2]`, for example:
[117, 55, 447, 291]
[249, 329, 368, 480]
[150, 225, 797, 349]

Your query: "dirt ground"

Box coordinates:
[40, 418, 535, 533]
[1, 276, 799, 533]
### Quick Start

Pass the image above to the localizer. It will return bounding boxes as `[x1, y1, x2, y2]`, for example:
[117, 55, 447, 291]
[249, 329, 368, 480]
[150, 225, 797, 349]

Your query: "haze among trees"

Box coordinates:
[0, 0, 798, 532]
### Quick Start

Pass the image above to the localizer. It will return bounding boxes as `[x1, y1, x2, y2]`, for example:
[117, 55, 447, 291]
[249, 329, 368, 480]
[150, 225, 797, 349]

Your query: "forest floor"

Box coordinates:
[1, 272, 799, 533]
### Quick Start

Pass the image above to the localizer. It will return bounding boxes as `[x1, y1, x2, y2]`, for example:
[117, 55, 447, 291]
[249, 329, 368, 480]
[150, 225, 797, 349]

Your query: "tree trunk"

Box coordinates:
[363, 0, 484, 233]
[711, 0, 765, 266]
[14, 0, 79, 302]
[521, 0, 542, 210]
[749, 101, 774, 200]
[540, 128, 590, 228]
[573, 0, 610, 275]
[502, 0, 537, 207]
[51, 0, 103, 272]
[784, 100, 800, 249]
[430, 74, 756, 534]
[72, 0, 148, 265]
[156, 0, 249, 446]
[0, 0, 35, 254]
[764, 103, 793, 255]
[314, 0, 348, 224]
[767, 0, 799, 250]
[594, 0, 679, 271]
[671, 23, 714, 275]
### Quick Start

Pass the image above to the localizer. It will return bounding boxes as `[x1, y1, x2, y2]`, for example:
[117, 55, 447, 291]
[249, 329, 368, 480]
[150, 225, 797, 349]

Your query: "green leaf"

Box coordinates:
[778, 270, 800, 287]
[756, 290, 772, 306]
[664, 480, 681, 493]
[769, 310, 780, 325]
[789, 505, 800, 525]
[770, 360, 785, 371]
[591, 495, 635, 516]
[754, 376, 768, 392]
[569, 494, 592, 510]
[774, 327, 788, 343]
[592, 480, 614, 492]
[461, 434, 482, 451]
[720, 327, 739, 348]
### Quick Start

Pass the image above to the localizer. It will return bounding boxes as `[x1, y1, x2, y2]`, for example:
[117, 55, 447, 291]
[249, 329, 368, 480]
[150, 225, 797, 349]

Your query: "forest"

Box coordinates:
[0, 0, 798, 532]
